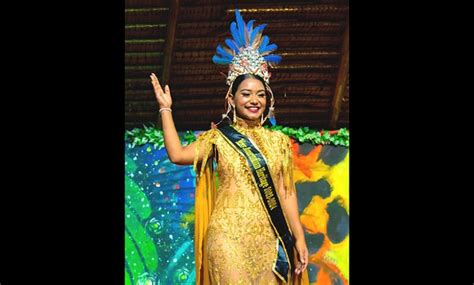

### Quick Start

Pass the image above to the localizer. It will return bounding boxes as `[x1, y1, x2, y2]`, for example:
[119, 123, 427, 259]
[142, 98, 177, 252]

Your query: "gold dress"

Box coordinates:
[193, 118, 306, 285]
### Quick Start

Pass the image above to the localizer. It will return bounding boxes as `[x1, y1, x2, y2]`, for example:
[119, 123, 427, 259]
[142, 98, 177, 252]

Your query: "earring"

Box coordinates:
[232, 105, 236, 123]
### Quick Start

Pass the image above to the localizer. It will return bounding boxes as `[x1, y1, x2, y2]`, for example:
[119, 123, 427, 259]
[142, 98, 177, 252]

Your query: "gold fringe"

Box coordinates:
[281, 134, 296, 198]
[194, 129, 219, 285]
[194, 156, 218, 285]
[193, 129, 218, 181]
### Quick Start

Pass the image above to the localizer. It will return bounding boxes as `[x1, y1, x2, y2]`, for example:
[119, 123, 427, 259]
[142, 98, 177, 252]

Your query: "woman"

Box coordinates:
[150, 10, 309, 285]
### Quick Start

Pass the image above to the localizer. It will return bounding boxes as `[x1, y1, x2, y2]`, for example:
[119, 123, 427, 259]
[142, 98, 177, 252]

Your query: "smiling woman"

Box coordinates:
[150, 9, 310, 285]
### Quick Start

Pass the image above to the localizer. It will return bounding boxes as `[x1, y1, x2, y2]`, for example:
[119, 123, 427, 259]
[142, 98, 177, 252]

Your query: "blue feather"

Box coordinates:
[225, 39, 239, 53]
[258, 36, 269, 53]
[216, 44, 233, 59]
[212, 10, 281, 69]
[212, 55, 232, 65]
[235, 10, 247, 45]
[269, 116, 277, 126]
[260, 43, 278, 54]
[250, 24, 267, 44]
[263, 54, 282, 64]
[246, 20, 255, 33]
[230, 22, 242, 46]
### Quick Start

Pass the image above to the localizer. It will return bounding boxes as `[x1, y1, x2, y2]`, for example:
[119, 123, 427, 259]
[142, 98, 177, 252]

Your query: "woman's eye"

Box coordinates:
[258, 93, 266, 97]
[242, 93, 250, 96]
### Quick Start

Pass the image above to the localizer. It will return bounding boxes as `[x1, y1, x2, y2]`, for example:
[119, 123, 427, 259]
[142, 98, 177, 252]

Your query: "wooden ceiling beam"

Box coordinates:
[157, 0, 180, 127]
[329, 17, 349, 129]
[161, 0, 180, 86]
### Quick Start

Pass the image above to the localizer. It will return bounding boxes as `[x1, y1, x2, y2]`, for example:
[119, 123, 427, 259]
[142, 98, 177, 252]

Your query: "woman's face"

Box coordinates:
[229, 78, 267, 122]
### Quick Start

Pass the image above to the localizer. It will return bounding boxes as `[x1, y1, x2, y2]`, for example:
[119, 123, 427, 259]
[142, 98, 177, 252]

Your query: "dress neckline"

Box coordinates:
[232, 116, 262, 130]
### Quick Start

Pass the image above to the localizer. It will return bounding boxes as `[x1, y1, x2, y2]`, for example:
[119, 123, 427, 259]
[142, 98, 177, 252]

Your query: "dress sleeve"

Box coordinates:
[193, 128, 218, 180]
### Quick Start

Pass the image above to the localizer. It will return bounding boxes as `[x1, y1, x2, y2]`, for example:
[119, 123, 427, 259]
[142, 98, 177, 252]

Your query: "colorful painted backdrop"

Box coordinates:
[125, 131, 349, 285]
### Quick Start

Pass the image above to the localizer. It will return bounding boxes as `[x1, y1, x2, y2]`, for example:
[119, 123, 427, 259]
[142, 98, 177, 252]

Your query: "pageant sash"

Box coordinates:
[218, 125, 295, 283]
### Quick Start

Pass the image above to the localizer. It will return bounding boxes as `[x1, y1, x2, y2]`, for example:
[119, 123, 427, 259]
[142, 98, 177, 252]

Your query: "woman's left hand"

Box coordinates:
[294, 238, 308, 275]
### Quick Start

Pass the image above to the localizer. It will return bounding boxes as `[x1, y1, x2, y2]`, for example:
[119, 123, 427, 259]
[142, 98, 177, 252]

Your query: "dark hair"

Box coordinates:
[230, 74, 270, 122]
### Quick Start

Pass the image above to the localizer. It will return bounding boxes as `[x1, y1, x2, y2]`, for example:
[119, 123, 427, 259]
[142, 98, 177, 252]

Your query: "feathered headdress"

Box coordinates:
[212, 9, 281, 125]
[212, 9, 281, 85]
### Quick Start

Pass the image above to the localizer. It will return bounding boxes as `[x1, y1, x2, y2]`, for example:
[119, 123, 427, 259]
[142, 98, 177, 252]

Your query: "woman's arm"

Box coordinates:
[150, 73, 198, 165]
[277, 174, 309, 275]
[278, 174, 305, 241]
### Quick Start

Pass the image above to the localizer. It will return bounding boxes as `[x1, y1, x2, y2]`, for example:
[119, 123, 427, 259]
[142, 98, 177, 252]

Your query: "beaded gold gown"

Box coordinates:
[193, 118, 307, 285]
